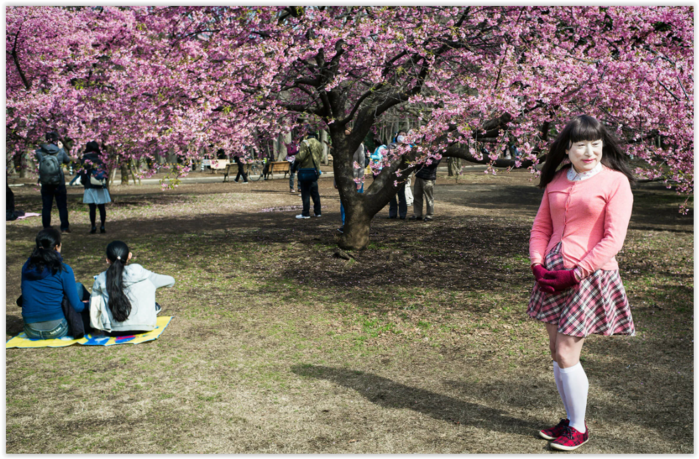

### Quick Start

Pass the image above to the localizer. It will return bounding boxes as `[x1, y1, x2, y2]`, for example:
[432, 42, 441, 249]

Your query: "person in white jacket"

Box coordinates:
[91, 240, 175, 334]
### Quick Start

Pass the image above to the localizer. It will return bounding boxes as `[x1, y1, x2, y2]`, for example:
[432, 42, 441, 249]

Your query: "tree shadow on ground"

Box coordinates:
[435, 181, 692, 232]
[291, 364, 542, 436]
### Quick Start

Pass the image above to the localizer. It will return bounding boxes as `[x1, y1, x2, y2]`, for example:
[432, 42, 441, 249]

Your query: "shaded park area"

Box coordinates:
[5, 171, 693, 453]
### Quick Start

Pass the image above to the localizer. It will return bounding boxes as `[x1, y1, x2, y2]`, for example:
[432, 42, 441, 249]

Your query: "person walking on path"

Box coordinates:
[411, 155, 441, 222]
[528, 115, 635, 451]
[35, 132, 72, 233]
[80, 141, 111, 234]
[295, 129, 323, 219]
[336, 128, 366, 234]
[233, 153, 249, 184]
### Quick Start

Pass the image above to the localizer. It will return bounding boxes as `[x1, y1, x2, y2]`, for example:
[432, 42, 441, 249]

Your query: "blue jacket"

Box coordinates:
[21, 256, 85, 324]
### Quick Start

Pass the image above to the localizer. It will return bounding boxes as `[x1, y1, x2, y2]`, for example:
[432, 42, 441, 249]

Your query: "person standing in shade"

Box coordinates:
[370, 141, 387, 179]
[35, 132, 72, 233]
[529, 115, 635, 451]
[336, 128, 365, 234]
[233, 152, 249, 184]
[388, 131, 409, 219]
[411, 154, 441, 222]
[295, 129, 323, 219]
[286, 141, 300, 193]
[80, 141, 111, 234]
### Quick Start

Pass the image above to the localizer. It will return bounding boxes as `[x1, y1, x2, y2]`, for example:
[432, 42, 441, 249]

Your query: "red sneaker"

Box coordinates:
[539, 418, 569, 440]
[550, 425, 589, 451]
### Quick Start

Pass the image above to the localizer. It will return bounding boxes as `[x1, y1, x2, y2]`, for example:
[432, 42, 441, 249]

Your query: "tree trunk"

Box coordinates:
[18, 150, 30, 178]
[120, 160, 129, 185]
[320, 130, 329, 165]
[337, 200, 372, 250]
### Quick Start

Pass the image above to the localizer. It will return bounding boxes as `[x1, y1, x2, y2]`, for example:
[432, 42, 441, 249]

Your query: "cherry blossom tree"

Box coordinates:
[7, 6, 693, 249]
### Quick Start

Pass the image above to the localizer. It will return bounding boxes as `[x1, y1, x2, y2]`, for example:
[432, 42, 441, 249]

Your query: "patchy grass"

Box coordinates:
[6, 172, 693, 453]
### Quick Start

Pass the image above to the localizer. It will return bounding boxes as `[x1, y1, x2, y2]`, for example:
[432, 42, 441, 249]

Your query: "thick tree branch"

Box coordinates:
[11, 25, 31, 90]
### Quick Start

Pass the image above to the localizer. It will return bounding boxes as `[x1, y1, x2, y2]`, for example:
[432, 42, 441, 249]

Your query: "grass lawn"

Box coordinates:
[5, 171, 693, 453]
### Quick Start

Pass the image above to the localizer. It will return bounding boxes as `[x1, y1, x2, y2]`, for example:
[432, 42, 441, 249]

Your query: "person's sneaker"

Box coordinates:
[242, 181, 249, 184]
[100, 226, 106, 234]
[410, 215, 423, 221]
[539, 418, 569, 440]
[315, 214, 321, 218]
[61, 228, 71, 233]
[424, 216, 433, 222]
[155, 303, 163, 316]
[337, 226, 344, 234]
[550, 425, 589, 451]
[290, 189, 295, 194]
[296, 214, 310, 219]
[90, 226, 97, 234]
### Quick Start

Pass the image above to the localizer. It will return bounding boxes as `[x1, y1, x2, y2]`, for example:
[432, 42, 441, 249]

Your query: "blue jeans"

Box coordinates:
[24, 318, 69, 340]
[389, 182, 407, 219]
[340, 182, 364, 225]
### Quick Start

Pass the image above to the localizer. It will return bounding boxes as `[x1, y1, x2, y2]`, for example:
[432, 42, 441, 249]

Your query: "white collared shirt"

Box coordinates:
[567, 162, 603, 181]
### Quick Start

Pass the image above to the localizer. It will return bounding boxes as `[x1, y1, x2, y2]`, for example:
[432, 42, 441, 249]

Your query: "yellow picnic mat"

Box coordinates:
[6, 316, 173, 349]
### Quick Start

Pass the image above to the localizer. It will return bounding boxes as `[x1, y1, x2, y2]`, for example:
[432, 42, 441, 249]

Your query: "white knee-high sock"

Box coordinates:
[553, 361, 570, 419]
[559, 362, 588, 433]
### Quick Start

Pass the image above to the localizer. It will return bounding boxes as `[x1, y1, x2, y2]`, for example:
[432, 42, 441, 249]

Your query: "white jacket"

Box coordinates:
[90, 264, 175, 332]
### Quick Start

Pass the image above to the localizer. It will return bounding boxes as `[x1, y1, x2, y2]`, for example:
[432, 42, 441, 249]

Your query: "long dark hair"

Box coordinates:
[538, 115, 636, 189]
[27, 228, 64, 275]
[105, 240, 132, 322]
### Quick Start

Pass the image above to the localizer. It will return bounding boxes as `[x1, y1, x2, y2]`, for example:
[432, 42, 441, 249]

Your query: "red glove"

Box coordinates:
[532, 264, 555, 294]
[539, 269, 579, 292]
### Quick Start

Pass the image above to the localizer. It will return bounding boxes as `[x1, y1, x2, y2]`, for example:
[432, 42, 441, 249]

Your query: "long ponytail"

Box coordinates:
[105, 241, 132, 322]
[28, 228, 64, 275]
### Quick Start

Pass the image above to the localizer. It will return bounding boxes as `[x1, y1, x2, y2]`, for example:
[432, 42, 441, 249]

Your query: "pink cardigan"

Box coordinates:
[530, 166, 633, 278]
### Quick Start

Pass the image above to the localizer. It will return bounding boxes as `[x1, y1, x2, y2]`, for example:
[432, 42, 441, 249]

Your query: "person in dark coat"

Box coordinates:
[35, 132, 72, 232]
[233, 153, 249, 184]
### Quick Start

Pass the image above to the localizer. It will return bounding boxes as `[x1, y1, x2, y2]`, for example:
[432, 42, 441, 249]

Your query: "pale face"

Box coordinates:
[566, 139, 603, 173]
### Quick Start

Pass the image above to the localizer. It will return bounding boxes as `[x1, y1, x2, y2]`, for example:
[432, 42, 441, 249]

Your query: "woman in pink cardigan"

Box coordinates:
[529, 115, 635, 451]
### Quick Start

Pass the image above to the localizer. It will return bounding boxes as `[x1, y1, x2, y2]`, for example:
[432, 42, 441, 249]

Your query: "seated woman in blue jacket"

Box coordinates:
[20, 228, 89, 339]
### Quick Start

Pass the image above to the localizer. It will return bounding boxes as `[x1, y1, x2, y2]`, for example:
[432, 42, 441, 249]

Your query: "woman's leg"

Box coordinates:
[88, 203, 97, 227]
[555, 332, 588, 433]
[98, 204, 106, 226]
[546, 323, 570, 420]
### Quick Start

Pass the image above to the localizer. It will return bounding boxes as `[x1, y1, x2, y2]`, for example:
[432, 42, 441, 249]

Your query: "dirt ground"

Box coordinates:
[5, 170, 693, 453]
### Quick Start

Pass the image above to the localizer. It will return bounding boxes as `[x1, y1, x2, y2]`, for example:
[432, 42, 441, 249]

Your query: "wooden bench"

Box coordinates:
[209, 159, 230, 174]
[267, 161, 290, 179]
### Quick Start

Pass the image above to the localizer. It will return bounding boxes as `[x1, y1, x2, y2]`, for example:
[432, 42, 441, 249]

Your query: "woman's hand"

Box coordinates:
[532, 264, 555, 293]
[539, 269, 579, 292]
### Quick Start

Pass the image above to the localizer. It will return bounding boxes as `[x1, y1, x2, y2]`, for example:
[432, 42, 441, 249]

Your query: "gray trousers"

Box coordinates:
[413, 177, 435, 218]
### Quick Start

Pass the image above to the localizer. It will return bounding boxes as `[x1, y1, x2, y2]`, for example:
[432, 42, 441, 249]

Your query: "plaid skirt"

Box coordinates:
[527, 243, 635, 337]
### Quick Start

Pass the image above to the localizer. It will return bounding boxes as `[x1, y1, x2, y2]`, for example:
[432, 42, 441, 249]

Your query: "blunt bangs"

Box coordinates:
[568, 116, 605, 144]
